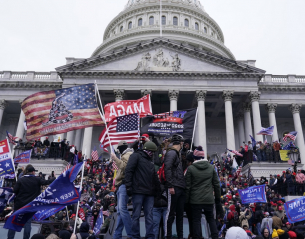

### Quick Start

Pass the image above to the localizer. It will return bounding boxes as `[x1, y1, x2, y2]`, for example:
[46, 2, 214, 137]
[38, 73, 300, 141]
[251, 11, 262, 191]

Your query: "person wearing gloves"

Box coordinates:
[110, 140, 134, 239]
[125, 141, 160, 239]
[239, 207, 252, 229]
[185, 146, 221, 239]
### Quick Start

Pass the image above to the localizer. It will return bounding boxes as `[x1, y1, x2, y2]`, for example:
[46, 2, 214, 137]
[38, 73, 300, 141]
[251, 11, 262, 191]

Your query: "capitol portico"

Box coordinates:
[0, 0, 305, 172]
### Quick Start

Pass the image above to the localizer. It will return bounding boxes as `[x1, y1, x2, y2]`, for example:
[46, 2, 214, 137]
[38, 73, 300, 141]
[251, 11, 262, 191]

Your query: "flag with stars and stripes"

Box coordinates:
[99, 113, 140, 149]
[227, 148, 243, 157]
[61, 163, 70, 174]
[4, 162, 83, 232]
[283, 131, 298, 142]
[21, 83, 104, 141]
[257, 126, 274, 136]
[91, 148, 99, 162]
[112, 161, 118, 170]
[6, 131, 18, 145]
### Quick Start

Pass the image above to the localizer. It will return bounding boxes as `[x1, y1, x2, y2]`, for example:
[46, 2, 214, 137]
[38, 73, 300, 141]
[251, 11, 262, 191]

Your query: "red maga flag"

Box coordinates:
[104, 95, 152, 122]
[21, 84, 104, 141]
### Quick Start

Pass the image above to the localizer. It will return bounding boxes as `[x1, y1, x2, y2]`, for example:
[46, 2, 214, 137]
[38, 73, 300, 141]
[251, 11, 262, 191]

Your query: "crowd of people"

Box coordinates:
[1, 134, 305, 239]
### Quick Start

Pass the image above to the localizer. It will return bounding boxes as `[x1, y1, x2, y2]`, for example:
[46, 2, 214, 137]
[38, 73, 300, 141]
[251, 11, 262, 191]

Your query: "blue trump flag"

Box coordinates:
[0, 158, 15, 177]
[284, 196, 305, 223]
[257, 126, 274, 136]
[0, 188, 14, 214]
[33, 206, 65, 221]
[249, 135, 256, 147]
[14, 150, 32, 164]
[4, 162, 83, 232]
[238, 185, 267, 204]
[93, 208, 104, 235]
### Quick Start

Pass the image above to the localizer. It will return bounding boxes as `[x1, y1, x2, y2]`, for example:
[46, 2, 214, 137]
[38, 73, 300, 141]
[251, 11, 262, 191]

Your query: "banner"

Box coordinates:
[0, 188, 14, 214]
[280, 150, 290, 161]
[21, 83, 104, 141]
[141, 108, 197, 139]
[238, 185, 267, 204]
[78, 207, 86, 221]
[104, 95, 152, 122]
[284, 196, 305, 223]
[93, 208, 104, 235]
[4, 162, 83, 232]
[14, 150, 32, 164]
[0, 139, 14, 177]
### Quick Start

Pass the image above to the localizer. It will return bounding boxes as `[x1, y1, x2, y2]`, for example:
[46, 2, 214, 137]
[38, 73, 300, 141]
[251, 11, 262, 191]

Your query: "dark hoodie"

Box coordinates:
[77, 222, 90, 239]
[185, 159, 221, 204]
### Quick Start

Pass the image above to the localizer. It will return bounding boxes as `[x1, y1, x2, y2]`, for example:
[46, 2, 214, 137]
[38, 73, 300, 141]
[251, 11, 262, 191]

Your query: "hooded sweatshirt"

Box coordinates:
[185, 159, 221, 204]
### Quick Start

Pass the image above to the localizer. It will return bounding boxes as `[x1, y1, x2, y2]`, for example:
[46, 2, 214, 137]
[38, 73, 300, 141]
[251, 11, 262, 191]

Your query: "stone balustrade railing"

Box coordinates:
[260, 74, 305, 84]
[0, 71, 61, 81]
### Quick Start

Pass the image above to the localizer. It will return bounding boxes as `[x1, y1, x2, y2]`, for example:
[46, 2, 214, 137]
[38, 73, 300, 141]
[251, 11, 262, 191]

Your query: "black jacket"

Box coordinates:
[14, 175, 55, 210]
[59, 229, 72, 239]
[125, 150, 160, 196]
[164, 148, 186, 189]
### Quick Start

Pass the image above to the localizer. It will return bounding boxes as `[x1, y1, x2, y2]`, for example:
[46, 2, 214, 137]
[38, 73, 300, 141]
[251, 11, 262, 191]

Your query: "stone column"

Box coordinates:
[243, 103, 253, 142]
[168, 90, 179, 111]
[249, 91, 263, 142]
[222, 91, 235, 150]
[0, 100, 8, 127]
[195, 90, 207, 154]
[74, 129, 83, 150]
[15, 100, 25, 141]
[237, 113, 245, 147]
[289, 104, 305, 164]
[141, 89, 152, 97]
[82, 127, 93, 158]
[114, 89, 124, 102]
[265, 103, 279, 142]
[66, 131, 75, 145]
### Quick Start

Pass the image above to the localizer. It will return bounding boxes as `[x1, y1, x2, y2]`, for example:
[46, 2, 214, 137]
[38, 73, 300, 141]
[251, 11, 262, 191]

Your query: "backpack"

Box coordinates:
[228, 211, 239, 227]
[157, 149, 180, 184]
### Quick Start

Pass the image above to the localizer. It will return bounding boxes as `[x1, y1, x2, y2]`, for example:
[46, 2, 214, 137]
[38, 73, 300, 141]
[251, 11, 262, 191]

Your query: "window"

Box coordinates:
[204, 27, 207, 33]
[211, 31, 214, 37]
[113, 30, 116, 36]
[195, 22, 199, 30]
[120, 26, 123, 32]
[128, 21, 132, 29]
[162, 16, 166, 25]
[138, 18, 143, 26]
[184, 19, 189, 27]
[173, 16, 178, 26]
[149, 16, 154, 25]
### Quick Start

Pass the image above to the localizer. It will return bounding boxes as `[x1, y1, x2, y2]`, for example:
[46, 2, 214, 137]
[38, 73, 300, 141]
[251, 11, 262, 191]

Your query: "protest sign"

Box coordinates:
[78, 207, 86, 221]
[280, 150, 289, 161]
[0, 139, 14, 177]
[238, 185, 267, 204]
[284, 196, 305, 223]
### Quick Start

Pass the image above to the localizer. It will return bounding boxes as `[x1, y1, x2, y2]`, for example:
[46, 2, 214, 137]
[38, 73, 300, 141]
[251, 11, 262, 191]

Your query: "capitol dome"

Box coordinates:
[91, 0, 235, 60]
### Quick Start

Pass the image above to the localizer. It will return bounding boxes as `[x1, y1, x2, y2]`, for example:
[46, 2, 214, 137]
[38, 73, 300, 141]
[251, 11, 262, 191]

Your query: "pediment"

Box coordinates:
[56, 38, 265, 75]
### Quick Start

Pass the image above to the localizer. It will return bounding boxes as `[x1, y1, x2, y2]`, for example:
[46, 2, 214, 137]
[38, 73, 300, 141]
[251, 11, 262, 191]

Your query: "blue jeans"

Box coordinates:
[256, 222, 261, 236]
[131, 194, 154, 239]
[153, 207, 167, 239]
[8, 218, 32, 239]
[113, 185, 132, 239]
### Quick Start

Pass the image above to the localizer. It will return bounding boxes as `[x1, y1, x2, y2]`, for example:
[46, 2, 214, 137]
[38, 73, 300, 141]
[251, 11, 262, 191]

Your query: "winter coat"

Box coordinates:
[154, 184, 167, 208]
[14, 175, 55, 211]
[255, 205, 264, 224]
[239, 209, 252, 228]
[185, 159, 221, 204]
[261, 217, 273, 233]
[114, 148, 133, 187]
[125, 150, 160, 196]
[164, 148, 186, 189]
[272, 216, 282, 229]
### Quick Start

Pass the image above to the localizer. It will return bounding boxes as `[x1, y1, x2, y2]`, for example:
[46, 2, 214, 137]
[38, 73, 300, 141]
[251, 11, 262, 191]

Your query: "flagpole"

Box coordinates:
[94, 82, 113, 152]
[160, 0, 162, 37]
[190, 107, 198, 152]
[66, 206, 70, 221]
[73, 150, 86, 234]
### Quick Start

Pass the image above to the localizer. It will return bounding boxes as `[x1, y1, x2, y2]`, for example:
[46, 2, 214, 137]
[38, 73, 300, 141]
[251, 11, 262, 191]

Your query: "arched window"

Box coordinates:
[162, 16, 166, 25]
[128, 21, 132, 29]
[149, 16, 154, 25]
[173, 16, 178, 26]
[120, 26, 123, 32]
[184, 19, 189, 27]
[204, 27, 207, 33]
[138, 18, 143, 26]
[195, 22, 199, 30]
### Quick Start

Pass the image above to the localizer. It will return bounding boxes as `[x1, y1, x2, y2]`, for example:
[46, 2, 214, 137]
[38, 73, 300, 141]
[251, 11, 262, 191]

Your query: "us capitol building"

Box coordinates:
[1, 0, 304, 176]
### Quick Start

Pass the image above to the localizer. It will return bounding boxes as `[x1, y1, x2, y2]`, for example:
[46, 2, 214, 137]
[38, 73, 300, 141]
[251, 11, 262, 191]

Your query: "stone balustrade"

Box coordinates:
[0, 71, 61, 81]
[261, 74, 305, 84]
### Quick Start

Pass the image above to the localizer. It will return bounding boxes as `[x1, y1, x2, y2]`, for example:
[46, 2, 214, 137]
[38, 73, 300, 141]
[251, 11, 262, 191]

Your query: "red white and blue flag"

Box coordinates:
[6, 131, 18, 145]
[283, 131, 297, 142]
[91, 147, 99, 162]
[257, 126, 274, 136]
[227, 148, 243, 157]
[14, 150, 32, 164]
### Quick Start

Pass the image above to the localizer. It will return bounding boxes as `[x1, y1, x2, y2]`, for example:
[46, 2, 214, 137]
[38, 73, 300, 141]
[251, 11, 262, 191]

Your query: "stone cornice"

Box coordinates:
[259, 84, 305, 92]
[0, 81, 62, 89]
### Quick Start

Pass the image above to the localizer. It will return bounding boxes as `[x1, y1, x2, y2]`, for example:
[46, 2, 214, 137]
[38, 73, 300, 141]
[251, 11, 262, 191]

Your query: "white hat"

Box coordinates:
[225, 227, 248, 239]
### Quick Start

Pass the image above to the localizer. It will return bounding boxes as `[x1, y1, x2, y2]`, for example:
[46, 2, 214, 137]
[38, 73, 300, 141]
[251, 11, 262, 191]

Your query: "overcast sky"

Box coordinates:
[0, 0, 304, 75]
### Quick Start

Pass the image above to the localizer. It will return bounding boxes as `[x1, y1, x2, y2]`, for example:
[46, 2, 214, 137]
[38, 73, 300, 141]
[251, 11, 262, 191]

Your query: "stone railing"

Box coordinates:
[0, 71, 61, 81]
[260, 74, 305, 84]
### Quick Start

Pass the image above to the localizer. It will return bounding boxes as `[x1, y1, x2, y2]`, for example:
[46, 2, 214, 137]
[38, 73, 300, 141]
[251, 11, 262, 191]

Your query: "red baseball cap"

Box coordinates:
[278, 206, 283, 211]
[225, 202, 229, 205]
[142, 134, 149, 138]
[286, 222, 291, 225]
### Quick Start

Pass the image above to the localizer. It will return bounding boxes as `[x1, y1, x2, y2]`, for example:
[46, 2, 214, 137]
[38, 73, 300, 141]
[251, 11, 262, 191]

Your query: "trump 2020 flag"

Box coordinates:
[0, 188, 14, 214]
[257, 126, 274, 136]
[238, 185, 267, 204]
[93, 208, 104, 235]
[284, 196, 305, 223]
[0, 139, 15, 177]
[14, 150, 32, 164]
[4, 162, 83, 232]
[21, 83, 104, 141]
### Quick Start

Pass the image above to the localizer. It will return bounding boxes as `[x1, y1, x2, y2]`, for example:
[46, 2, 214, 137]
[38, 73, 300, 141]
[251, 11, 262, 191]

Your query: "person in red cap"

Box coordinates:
[283, 222, 293, 233]
[274, 206, 285, 220]
[287, 230, 297, 239]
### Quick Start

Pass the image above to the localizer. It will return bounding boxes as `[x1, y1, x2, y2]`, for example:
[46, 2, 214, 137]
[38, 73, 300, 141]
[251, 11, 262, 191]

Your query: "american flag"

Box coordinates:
[112, 161, 118, 170]
[21, 83, 104, 141]
[91, 148, 99, 161]
[283, 131, 298, 142]
[62, 163, 70, 174]
[257, 126, 274, 136]
[99, 113, 140, 149]
[6, 131, 18, 145]
[236, 162, 243, 177]
[227, 148, 243, 157]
